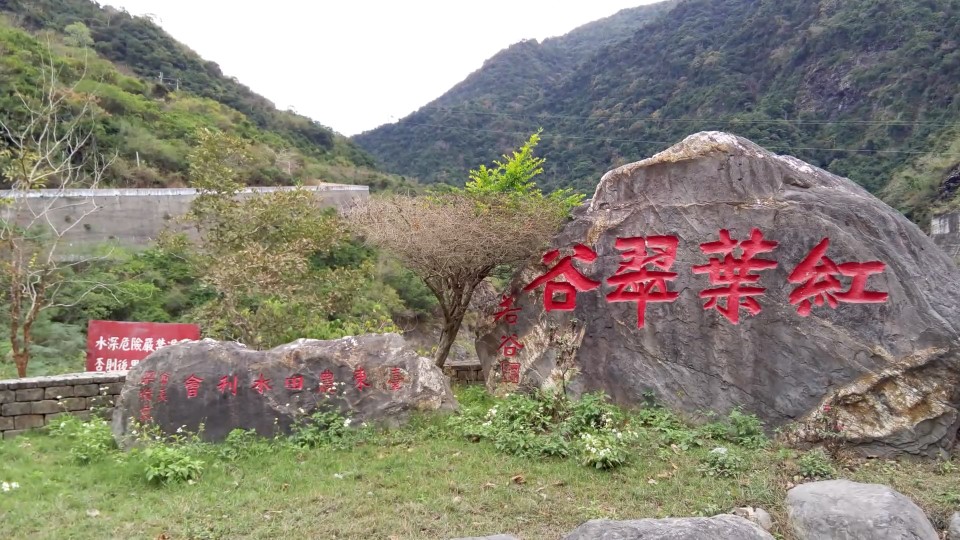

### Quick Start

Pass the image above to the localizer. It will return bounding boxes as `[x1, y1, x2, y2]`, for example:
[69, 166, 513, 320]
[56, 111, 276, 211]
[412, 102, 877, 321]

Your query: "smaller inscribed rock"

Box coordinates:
[112, 334, 456, 443]
[948, 512, 960, 540]
[786, 480, 938, 540]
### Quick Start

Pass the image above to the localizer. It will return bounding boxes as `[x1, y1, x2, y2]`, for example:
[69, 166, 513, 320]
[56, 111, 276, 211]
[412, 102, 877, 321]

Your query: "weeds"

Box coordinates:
[450, 390, 638, 468]
[798, 448, 835, 479]
[48, 414, 116, 464]
[700, 446, 748, 477]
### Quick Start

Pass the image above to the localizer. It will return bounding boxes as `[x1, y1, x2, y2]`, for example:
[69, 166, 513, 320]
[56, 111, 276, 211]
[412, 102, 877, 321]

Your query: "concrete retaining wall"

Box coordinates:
[0, 184, 368, 251]
[0, 372, 125, 439]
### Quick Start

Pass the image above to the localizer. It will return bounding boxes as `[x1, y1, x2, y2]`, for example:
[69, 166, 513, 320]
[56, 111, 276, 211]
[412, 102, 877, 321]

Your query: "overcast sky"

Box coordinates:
[100, 1, 661, 136]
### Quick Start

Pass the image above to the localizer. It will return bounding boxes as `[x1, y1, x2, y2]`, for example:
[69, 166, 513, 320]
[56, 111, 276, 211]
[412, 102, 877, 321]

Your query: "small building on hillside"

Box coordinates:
[931, 212, 960, 261]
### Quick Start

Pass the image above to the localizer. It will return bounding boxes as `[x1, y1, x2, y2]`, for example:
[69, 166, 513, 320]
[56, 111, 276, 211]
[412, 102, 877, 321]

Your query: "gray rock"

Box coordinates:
[786, 479, 937, 540]
[450, 536, 519, 540]
[563, 515, 774, 539]
[112, 334, 456, 443]
[476, 131, 960, 457]
[732, 507, 773, 531]
[949, 512, 960, 540]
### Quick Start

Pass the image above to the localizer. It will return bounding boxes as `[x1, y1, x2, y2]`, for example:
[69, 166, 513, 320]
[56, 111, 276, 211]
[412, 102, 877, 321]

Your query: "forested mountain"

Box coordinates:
[0, 0, 407, 191]
[354, 0, 960, 226]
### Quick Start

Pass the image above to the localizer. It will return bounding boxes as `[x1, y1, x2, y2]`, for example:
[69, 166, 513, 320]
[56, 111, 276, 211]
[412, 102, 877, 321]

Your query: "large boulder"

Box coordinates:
[786, 480, 938, 540]
[113, 334, 456, 442]
[476, 131, 960, 457]
[562, 515, 774, 539]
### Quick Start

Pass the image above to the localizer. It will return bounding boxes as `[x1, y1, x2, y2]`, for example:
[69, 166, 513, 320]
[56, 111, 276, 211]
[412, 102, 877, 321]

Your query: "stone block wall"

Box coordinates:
[445, 363, 484, 384]
[0, 372, 126, 439]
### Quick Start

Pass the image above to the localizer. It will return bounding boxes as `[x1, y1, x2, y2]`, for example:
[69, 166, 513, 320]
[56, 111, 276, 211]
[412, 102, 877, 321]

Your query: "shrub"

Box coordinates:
[142, 445, 205, 485]
[217, 429, 269, 461]
[450, 390, 638, 469]
[635, 406, 700, 450]
[49, 414, 116, 464]
[579, 431, 630, 469]
[797, 448, 835, 479]
[288, 409, 363, 450]
[699, 446, 747, 478]
[726, 409, 769, 449]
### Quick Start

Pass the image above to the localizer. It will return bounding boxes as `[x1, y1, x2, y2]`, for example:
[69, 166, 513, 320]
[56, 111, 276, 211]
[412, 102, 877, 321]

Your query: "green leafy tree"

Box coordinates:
[63, 22, 93, 48]
[465, 130, 583, 211]
[171, 129, 394, 348]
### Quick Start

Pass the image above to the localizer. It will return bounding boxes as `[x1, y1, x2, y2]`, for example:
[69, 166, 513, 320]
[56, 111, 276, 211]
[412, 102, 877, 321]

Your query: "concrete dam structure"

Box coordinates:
[0, 184, 368, 252]
[931, 212, 960, 260]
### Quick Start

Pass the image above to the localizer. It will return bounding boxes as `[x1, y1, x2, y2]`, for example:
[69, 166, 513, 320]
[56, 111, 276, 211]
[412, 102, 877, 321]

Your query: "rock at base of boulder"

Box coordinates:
[562, 515, 774, 539]
[731, 507, 774, 531]
[786, 479, 938, 540]
[949, 512, 960, 540]
[449, 536, 519, 540]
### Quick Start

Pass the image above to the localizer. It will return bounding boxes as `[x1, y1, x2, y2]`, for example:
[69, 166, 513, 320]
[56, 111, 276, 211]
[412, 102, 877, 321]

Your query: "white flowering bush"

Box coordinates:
[49, 414, 116, 464]
[1, 481, 20, 492]
[288, 408, 368, 450]
[450, 388, 638, 468]
[578, 430, 636, 469]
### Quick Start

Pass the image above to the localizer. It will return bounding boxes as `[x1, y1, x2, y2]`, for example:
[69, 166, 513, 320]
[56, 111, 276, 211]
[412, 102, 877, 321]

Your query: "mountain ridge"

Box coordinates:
[0, 0, 411, 191]
[354, 0, 960, 225]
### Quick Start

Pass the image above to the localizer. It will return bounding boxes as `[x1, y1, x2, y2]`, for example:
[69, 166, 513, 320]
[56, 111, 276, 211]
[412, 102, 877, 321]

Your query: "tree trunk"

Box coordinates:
[13, 351, 28, 378]
[434, 315, 465, 369]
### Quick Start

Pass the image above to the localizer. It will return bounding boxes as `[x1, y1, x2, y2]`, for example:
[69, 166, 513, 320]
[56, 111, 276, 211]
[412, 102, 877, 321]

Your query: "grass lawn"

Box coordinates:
[0, 387, 957, 540]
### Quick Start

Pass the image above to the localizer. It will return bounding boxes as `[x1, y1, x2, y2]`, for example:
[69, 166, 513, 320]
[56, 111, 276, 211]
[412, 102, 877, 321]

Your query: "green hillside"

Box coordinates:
[354, 0, 960, 225]
[0, 0, 407, 191]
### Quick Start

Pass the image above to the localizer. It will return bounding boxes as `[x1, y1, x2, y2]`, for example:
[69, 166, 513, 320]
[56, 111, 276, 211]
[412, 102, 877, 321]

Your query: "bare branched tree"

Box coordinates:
[349, 193, 565, 368]
[0, 53, 115, 377]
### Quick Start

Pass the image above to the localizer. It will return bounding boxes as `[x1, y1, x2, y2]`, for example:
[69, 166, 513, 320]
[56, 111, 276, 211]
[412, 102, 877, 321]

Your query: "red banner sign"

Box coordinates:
[86, 320, 201, 372]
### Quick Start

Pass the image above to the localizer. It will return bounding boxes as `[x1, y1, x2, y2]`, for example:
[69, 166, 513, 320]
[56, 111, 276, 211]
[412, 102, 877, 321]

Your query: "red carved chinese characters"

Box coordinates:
[138, 372, 154, 422]
[158, 373, 169, 402]
[493, 295, 521, 324]
[318, 370, 336, 393]
[139, 403, 152, 423]
[218, 375, 238, 396]
[183, 374, 203, 399]
[251, 374, 272, 395]
[354, 367, 371, 391]
[284, 375, 304, 391]
[500, 360, 521, 384]
[606, 236, 680, 328]
[787, 238, 888, 316]
[388, 367, 404, 391]
[692, 229, 778, 324]
[497, 334, 524, 357]
[523, 244, 601, 311]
